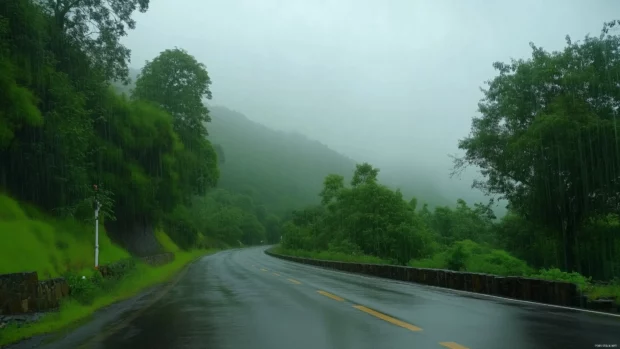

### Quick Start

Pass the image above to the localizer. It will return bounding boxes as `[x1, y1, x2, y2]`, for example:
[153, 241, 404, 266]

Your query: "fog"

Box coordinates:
[122, 0, 620, 208]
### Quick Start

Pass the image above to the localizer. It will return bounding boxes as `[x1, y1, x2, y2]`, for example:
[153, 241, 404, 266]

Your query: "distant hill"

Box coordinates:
[115, 68, 482, 215]
[207, 106, 357, 214]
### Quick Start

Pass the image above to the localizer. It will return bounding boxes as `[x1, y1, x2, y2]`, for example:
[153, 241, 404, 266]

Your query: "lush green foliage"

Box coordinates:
[0, 0, 280, 259]
[454, 21, 620, 275]
[278, 22, 620, 304]
[0, 194, 129, 278]
[281, 163, 437, 265]
[280, 159, 620, 301]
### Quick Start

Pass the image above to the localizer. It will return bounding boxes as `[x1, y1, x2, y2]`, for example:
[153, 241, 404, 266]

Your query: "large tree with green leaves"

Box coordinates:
[454, 21, 620, 272]
[37, 0, 149, 82]
[132, 48, 218, 199]
[132, 48, 212, 137]
[283, 163, 435, 264]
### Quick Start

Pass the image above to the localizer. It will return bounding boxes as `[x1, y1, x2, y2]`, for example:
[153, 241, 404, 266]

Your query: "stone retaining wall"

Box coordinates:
[0, 272, 69, 315]
[1, 252, 175, 315]
[265, 250, 619, 313]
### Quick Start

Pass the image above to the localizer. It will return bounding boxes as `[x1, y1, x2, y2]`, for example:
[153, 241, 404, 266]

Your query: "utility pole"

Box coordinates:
[94, 184, 100, 269]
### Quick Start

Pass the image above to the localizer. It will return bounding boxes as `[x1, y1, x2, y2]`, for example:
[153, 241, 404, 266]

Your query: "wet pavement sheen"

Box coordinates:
[18, 247, 620, 349]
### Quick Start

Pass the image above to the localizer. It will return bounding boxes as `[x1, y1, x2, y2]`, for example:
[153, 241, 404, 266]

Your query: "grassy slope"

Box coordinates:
[0, 194, 129, 278]
[0, 195, 218, 346]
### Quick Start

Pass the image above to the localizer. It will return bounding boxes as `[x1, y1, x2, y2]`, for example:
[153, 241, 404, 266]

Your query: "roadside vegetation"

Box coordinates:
[0, 0, 278, 344]
[0, 195, 217, 345]
[278, 21, 620, 304]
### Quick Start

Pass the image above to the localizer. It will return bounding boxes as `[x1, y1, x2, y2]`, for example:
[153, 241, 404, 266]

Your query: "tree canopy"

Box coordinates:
[0, 0, 279, 254]
[279, 21, 620, 285]
[455, 21, 620, 273]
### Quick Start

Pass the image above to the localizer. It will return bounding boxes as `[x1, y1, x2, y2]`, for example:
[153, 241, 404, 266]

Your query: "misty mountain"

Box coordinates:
[117, 68, 499, 216]
[207, 106, 467, 215]
[207, 106, 356, 214]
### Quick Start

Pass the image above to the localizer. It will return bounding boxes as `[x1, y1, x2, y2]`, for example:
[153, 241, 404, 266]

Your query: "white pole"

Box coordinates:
[95, 200, 100, 268]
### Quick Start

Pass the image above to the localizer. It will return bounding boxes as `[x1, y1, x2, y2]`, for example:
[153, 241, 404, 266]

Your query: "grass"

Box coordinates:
[0, 194, 129, 278]
[0, 193, 222, 346]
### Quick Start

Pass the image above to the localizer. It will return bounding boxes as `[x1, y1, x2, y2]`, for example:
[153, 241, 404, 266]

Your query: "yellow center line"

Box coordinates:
[353, 305, 422, 332]
[439, 342, 470, 349]
[288, 278, 302, 285]
[260, 268, 268, 272]
[317, 290, 345, 302]
[272, 272, 280, 276]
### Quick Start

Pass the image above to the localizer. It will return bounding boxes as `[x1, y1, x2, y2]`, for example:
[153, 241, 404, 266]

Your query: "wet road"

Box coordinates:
[25, 247, 620, 349]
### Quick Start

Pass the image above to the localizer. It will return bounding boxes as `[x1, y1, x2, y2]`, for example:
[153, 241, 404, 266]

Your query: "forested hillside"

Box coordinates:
[278, 21, 620, 302]
[207, 106, 356, 214]
[0, 0, 283, 269]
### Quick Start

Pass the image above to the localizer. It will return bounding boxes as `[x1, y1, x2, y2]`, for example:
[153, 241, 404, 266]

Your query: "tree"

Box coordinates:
[37, 0, 149, 82]
[454, 23, 620, 272]
[133, 48, 218, 199]
[283, 163, 435, 264]
[132, 48, 212, 138]
[96, 91, 182, 223]
[351, 162, 379, 187]
[319, 174, 344, 205]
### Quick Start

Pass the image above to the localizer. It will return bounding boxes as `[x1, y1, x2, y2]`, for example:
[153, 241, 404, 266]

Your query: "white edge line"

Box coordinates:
[267, 254, 620, 318]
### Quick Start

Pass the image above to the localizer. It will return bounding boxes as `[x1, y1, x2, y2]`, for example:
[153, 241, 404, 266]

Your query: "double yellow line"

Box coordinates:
[315, 289, 469, 349]
[257, 266, 469, 348]
[315, 290, 421, 332]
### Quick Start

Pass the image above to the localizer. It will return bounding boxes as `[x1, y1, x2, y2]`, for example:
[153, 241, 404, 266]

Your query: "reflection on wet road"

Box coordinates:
[27, 247, 620, 349]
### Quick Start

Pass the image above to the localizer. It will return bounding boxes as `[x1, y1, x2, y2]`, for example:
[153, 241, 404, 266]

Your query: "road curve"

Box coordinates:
[15, 247, 620, 349]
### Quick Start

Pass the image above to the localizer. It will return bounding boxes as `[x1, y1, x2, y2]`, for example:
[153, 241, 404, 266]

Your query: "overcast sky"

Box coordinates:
[122, 0, 620, 202]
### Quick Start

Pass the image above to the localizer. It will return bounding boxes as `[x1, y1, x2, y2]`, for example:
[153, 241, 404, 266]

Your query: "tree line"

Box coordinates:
[0, 0, 278, 249]
[281, 22, 620, 282]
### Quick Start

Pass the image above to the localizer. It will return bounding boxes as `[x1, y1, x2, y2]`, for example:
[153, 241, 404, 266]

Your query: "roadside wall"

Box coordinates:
[0, 252, 176, 315]
[0, 272, 69, 315]
[265, 249, 619, 314]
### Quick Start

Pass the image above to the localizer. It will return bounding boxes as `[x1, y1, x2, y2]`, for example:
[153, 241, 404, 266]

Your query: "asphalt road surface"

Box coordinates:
[13, 247, 620, 349]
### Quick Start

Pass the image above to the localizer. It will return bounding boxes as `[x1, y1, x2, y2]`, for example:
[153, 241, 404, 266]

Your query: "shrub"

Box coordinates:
[328, 239, 363, 255]
[409, 240, 533, 276]
[65, 272, 99, 305]
[529, 268, 591, 290]
[447, 244, 467, 271]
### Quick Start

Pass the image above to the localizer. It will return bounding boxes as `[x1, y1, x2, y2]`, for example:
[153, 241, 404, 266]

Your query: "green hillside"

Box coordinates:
[208, 106, 357, 214]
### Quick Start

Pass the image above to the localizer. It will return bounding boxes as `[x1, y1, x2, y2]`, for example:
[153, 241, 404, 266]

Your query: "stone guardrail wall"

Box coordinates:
[265, 250, 619, 314]
[0, 272, 70, 315]
[1, 252, 176, 316]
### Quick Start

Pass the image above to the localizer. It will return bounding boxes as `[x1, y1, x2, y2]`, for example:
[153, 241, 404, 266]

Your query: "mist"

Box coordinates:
[121, 0, 620, 209]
